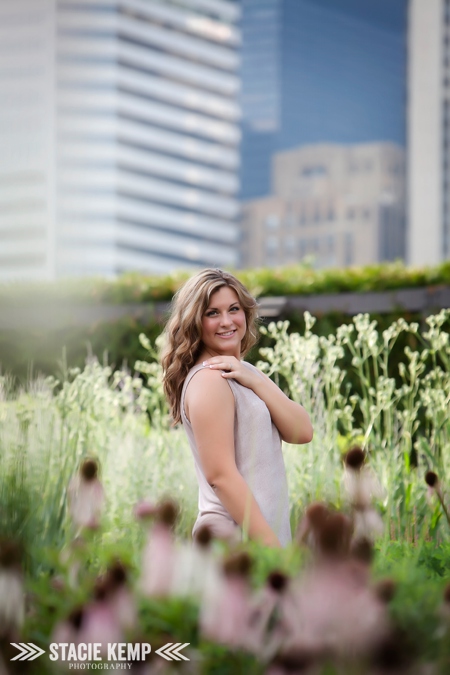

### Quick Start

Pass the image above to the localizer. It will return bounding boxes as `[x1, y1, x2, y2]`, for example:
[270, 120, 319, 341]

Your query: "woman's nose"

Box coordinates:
[219, 312, 232, 325]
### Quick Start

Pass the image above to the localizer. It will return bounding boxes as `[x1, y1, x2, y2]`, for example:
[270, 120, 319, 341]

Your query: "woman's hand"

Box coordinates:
[203, 355, 313, 444]
[202, 357, 313, 445]
[202, 356, 261, 389]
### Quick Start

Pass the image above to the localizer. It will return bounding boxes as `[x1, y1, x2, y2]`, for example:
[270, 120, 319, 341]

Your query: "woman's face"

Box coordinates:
[200, 286, 247, 358]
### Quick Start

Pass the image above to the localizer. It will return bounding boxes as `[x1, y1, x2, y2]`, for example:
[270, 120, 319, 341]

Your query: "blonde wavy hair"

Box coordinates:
[160, 268, 259, 425]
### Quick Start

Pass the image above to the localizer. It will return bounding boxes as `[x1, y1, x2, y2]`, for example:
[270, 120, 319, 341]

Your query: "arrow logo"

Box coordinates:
[10, 643, 46, 661]
[155, 643, 190, 661]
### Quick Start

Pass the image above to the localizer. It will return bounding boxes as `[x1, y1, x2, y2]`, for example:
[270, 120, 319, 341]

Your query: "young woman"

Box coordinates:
[161, 269, 313, 548]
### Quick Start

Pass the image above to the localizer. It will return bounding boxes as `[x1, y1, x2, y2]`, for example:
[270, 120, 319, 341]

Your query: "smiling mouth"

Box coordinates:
[216, 330, 236, 337]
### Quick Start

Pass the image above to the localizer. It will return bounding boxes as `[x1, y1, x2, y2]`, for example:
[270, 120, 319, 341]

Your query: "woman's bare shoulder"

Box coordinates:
[185, 367, 234, 420]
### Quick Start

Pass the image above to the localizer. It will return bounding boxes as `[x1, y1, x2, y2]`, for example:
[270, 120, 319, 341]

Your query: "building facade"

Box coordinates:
[240, 0, 407, 200]
[0, 0, 241, 281]
[408, 0, 450, 266]
[241, 143, 405, 269]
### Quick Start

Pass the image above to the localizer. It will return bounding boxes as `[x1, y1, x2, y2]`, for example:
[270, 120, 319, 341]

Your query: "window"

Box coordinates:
[265, 254, 277, 267]
[265, 235, 278, 251]
[301, 165, 327, 178]
[284, 236, 295, 252]
[326, 235, 335, 254]
[265, 214, 279, 229]
[285, 212, 296, 229]
[343, 232, 353, 266]
[298, 238, 307, 258]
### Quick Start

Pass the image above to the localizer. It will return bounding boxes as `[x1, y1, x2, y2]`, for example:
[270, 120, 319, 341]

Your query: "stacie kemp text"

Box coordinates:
[48, 643, 152, 661]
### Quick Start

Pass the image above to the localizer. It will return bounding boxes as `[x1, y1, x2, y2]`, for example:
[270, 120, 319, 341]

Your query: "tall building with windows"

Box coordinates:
[241, 143, 405, 269]
[408, 0, 450, 265]
[0, 0, 241, 280]
[240, 0, 407, 200]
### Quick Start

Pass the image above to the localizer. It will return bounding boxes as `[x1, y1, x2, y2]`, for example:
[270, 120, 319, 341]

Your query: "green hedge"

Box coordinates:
[1, 259, 450, 306]
[1, 260, 449, 383]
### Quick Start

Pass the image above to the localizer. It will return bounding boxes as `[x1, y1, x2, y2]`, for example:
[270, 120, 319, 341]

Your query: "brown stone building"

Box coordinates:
[241, 142, 405, 269]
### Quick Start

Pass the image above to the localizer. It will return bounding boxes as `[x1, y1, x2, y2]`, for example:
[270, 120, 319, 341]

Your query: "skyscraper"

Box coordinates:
[408, 0, 450, 266]
[0, 0, 241, 280]
[240, 0, 407, 200]
[241, 142, 405, 269]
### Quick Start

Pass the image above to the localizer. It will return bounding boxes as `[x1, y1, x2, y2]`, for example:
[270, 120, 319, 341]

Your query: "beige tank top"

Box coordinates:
[180, 361, 292, 547]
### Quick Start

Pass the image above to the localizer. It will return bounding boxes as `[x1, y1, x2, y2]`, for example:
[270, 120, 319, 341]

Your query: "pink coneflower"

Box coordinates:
[345, 446, 366, 471]
[134, 500, 159, 522]
[425, 470, 439, 489]
[81, 601, 124, 655]
[343, 447, 384, 541]
[369, 627, 414, 673]
[200, 551, 253, 649]
[52, 579, 127, 662]
[96, 561, 137, 634]
[0, 539, 24, 639]
[246, 570, 300, 659]
[171, 525, 221, 603]
[425, 471, 450, 526]
[52, 596, 123, 661]
[296, 502, 331, 552]
[317, 512, 353, 561]
[67, 457, 105, 531]
[373, 578, 397, 604]
[51, 605, 85, 647]
[139, 499, 179, 597]
[343, 447, 383, 507]
[350, 537, 374, 566]
[289, 560, 390, 659]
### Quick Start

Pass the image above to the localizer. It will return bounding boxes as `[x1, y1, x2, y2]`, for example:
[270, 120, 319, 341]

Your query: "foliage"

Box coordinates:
[0, 364, 197, 574]
[258, 309, 450, 542]
[2, 260, 450, 383]
[1, 260, 450, 307]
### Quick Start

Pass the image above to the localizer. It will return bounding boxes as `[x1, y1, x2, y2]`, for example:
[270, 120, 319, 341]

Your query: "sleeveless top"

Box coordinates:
[180, 361, 292, 547]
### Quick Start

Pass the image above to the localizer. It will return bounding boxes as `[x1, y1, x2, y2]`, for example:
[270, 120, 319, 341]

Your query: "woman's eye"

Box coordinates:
[230, 306, 239, 311]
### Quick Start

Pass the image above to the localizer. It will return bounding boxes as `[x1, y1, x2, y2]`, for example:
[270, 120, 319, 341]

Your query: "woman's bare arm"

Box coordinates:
[185, 368, 281, 547]
[245, 369, 313, 445]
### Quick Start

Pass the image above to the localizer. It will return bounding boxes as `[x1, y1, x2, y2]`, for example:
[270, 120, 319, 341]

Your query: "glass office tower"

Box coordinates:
[0, 0, 241, 280]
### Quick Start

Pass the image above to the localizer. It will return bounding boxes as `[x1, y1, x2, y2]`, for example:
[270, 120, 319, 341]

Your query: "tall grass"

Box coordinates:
[0, 363, 197, 573]
[258, 310, 450, 542]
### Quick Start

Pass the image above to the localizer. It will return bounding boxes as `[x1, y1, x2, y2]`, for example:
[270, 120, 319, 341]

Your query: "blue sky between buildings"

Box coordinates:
[240, 0, 408, 198]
